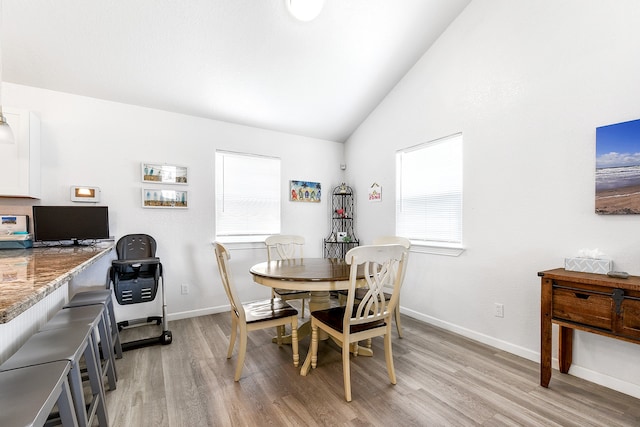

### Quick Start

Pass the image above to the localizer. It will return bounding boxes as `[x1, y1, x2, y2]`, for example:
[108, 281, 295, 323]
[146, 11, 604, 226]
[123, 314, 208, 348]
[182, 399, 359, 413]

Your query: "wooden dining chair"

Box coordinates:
[302, 244, 408, 402]
[338, 236, 411, 337]
[214, 242, 299, 381]
[265, 235, 310, 317]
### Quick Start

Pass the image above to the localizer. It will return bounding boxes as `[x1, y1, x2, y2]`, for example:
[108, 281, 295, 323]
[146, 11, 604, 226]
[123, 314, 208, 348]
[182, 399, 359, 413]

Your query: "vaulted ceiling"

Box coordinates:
[2, 0, 470, 142]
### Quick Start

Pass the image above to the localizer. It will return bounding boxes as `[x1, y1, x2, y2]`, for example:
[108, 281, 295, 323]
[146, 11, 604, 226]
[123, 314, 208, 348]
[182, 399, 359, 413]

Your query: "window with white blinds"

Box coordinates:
[215, 151, 281, 238]
[396, 133, 463, 247]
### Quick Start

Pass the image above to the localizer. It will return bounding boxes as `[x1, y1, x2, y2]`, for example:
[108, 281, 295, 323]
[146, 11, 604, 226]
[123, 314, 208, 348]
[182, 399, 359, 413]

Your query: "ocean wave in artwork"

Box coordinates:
[595, 166, 640, 214]
[596, 165, 640, 192]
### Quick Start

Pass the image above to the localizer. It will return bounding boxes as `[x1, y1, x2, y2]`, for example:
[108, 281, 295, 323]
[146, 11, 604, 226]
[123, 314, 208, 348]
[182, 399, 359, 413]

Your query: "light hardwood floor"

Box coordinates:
[106, 305, 640, 426]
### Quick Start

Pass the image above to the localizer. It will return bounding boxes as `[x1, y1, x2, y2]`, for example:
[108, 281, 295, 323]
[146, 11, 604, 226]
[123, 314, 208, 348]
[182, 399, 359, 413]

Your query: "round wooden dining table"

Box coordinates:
[250, 257, 371, 358]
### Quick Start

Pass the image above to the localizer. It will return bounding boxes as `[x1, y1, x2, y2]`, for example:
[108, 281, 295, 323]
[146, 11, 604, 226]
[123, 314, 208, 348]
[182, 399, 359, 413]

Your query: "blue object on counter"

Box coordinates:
[0, 240, 33, 249]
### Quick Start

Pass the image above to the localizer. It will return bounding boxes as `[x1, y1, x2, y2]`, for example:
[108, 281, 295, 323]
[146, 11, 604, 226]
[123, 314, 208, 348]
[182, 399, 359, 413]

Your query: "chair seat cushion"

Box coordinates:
[244, 298, 298, 324]
[274, 288, 310, 297]
[312, 306, 386, 334]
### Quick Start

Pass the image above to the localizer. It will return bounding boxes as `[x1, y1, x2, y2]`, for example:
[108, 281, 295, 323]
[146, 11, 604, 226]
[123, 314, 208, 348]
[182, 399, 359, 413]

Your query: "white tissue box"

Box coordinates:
[564, 257, 612, 274]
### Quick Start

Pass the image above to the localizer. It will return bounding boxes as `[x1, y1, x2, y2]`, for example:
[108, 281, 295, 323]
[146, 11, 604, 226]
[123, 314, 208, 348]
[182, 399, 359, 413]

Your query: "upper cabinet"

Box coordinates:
[0, 108, 41, 198]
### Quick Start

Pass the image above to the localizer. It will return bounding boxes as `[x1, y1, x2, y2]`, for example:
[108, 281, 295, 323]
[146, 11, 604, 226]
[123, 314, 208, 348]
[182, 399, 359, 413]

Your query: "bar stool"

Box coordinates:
[0, 361, 79, 427]
[66, 289, 123, 359]
[41, 304, 117, 391]
[0, 324, 109, 427]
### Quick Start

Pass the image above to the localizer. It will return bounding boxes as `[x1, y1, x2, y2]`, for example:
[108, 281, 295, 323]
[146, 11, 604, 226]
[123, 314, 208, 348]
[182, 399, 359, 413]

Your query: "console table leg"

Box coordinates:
[558, 325, 573, 373]
[540, 277, 553, 387]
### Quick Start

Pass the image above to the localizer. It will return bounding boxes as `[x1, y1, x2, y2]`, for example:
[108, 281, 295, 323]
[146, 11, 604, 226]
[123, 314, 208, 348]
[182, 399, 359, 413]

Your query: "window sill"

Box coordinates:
[410, 241, 465, 257]
[213, 235, 268, 250]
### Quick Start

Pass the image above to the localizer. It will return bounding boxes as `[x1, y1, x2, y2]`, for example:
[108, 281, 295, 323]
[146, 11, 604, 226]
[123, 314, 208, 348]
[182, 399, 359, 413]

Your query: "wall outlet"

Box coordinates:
[494, 303, 504, 318]
[181, 284, 189, 295]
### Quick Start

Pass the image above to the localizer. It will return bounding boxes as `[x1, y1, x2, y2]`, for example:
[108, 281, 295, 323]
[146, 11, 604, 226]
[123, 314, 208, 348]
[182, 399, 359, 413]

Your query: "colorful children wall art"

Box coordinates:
[290, 180, 321, 203]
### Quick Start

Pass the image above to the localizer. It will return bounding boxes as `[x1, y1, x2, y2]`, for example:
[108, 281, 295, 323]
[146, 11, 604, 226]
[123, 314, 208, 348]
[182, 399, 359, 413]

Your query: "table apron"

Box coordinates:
[252, 275, 364, 291]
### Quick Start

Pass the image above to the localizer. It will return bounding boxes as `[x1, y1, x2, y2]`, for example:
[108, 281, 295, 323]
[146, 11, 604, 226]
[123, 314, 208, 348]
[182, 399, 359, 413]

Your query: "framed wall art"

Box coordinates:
[141, 162, 188, 185]
[142, 188, 188, 209]
[595, 118, 640, 214]
[290, 180, 321, 203]
[368, 182, 381, 202]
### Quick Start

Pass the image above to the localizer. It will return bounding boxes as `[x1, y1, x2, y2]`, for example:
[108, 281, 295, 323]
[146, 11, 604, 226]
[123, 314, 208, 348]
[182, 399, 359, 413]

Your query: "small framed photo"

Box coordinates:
[368, 182, 381, 202]
[337, 231, 347, 241]
[142, 188, 188, 209]
[142, 163, 188, 185]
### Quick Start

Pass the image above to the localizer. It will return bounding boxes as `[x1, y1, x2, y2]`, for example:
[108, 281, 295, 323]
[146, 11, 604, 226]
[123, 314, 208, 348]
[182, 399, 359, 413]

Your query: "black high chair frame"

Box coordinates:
[108, 234, 172, 351]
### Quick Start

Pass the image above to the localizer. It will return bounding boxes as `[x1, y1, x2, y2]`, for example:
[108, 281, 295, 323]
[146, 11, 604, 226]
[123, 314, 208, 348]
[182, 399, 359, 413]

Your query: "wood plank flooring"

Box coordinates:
[106, 304, 640, 426]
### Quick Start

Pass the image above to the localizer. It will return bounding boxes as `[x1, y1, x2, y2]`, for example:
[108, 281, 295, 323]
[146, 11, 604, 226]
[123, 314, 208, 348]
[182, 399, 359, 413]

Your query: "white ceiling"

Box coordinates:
[1, 0, 470, 142]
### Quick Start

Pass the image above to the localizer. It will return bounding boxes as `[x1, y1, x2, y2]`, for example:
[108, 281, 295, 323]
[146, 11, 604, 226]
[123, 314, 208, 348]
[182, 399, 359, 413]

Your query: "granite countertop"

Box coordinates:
[0, 243, 114, 323]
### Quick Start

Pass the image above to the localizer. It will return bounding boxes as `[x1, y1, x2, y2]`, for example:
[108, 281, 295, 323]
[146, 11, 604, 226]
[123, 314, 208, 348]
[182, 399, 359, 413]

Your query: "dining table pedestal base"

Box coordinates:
[271, 290, 373, 358]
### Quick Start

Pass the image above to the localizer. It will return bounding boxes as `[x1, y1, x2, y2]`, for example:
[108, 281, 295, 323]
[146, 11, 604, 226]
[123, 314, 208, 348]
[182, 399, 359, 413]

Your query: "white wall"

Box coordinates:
[1, 83, 345, 320]
[345, 0, 640, 397]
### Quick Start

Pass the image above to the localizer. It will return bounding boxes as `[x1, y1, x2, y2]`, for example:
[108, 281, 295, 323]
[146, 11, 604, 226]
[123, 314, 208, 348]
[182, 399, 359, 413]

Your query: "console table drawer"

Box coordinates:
[552, 287, 613, 330]
[619, 298, 640, 339]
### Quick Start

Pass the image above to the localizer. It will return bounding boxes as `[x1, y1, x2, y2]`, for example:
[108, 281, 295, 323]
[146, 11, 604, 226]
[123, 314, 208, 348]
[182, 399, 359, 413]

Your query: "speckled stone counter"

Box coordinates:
[0, 243, 114, 323]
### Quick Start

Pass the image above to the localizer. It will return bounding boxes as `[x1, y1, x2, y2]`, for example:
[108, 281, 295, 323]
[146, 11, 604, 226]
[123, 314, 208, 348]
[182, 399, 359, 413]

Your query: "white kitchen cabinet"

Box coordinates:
[0, 108, 41, 198]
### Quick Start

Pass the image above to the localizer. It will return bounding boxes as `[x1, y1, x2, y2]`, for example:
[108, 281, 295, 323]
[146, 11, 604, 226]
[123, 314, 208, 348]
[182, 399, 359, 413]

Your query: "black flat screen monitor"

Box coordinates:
[32, 206, 110, 245]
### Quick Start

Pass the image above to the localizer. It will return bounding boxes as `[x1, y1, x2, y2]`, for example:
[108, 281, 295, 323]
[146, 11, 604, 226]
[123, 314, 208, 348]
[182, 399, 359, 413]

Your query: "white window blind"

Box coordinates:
[215, 151, 281, 237]
[396, 133, 463, 245]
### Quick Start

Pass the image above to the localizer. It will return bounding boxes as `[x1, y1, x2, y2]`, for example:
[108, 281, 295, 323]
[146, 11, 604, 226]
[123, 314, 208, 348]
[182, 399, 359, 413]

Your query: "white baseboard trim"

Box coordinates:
[567, 365, 640, 399]
[167, 305, 229, 322]
[401, 307, 538, 362]
[401, 307, 640, 400]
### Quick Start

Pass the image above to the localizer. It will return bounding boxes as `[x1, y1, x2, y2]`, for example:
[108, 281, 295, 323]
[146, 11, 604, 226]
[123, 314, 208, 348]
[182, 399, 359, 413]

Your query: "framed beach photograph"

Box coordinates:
[141, 162, 188, 185]
[142, 188, 188, 208]
[595, 118, 640, 214]
[290, 180, 321, 203]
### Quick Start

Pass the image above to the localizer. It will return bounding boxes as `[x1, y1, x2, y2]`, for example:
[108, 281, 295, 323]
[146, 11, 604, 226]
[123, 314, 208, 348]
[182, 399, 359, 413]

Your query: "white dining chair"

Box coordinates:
[338, 236, 410, 337]
[265, 235, 310, 317]
[302, 244, 408, 402]
[214, 242, 299, 381]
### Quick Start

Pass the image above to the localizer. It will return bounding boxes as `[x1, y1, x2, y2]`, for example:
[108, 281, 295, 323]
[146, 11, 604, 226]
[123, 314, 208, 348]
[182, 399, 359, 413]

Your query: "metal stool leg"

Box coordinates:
[58, 373, 80, 427]
[106, 294, 123, 359]
[83, 333, 109, 427]
[95, 307, 118, 387]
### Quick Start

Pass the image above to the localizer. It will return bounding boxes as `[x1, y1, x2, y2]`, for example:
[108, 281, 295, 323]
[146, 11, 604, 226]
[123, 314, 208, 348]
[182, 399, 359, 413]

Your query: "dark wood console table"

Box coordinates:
[538, 268, 640, 387]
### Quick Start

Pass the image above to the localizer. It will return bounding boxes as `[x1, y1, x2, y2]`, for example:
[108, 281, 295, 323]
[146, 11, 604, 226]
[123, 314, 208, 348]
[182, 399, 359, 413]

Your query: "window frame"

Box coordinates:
[215, 150, 281, 243]
[395, 133, 464, 256]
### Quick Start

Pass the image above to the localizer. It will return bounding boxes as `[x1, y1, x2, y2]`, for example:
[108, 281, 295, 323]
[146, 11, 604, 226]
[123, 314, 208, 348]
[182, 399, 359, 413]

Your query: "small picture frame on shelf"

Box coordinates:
[337, 232, 347, 241]
[142, 188, 188, 209]
[141, 162, 188, 185]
